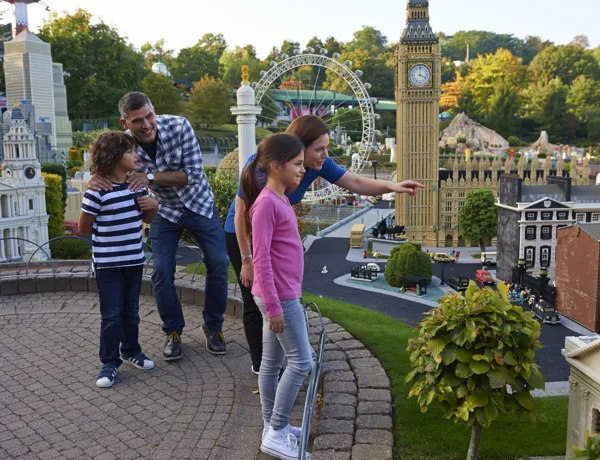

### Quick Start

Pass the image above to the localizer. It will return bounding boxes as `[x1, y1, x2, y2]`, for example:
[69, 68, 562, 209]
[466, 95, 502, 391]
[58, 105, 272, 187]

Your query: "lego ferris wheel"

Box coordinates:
[252, 49, 380, 202]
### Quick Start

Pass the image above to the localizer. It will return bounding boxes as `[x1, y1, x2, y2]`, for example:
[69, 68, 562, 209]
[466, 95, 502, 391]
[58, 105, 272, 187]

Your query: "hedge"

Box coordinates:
[42, 173, 65, 239]
[41, 164, 67, 208]
[50, 238, 91, 260]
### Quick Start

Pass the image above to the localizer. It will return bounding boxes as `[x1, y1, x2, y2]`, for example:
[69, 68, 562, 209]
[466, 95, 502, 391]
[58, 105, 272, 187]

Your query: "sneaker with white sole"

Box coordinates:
[96, 365, 118, 388]
[262, 423, 303, 441]
[120, 351, 155, 370]
[261, 426, 310, 460]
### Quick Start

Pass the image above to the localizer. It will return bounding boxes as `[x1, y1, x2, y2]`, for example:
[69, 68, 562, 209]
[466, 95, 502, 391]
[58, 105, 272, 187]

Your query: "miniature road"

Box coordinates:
[303, 237, 571, 382]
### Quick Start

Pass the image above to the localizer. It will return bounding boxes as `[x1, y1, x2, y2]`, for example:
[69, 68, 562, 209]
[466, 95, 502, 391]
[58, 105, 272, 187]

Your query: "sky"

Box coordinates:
[19, 0, 600, 58]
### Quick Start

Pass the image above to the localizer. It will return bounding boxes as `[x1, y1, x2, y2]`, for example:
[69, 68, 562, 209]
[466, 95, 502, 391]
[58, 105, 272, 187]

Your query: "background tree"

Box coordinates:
[567, 75, 600, 123]
[406, 282, 545, 460]
[141, 73, 183, 115]
[459, 49, 526, 122]
[220, 45, 267, 86]
[171, 33, 227, 82]
[540, 78, 569, 142]
[140, 38, 173, 71]
[486, 79, 521, 137]
[570, 35, 590, 49]
[189, 77, 232, 129]
[529, 44, 600, 86]
[37, 9, 144, 121]
[330, 108, 363, 135]
[459, 190, 498, 252]
[384, 242, 432, 288]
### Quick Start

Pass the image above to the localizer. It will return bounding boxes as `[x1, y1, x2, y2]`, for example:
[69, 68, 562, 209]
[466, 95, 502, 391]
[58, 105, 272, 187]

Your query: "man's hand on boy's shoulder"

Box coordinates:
[87, 174, 113, 192]
[128, 172, 150, 192]
[137, 196, 158, 212]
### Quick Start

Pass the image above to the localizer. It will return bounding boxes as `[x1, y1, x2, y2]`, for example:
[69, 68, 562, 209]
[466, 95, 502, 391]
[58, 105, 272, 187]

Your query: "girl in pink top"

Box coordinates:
[241, 133, 313, 460]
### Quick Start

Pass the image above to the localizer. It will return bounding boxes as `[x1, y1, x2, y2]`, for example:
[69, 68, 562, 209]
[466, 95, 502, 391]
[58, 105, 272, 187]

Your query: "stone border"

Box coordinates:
[1, 274, 394, 459]
[0, 274, 244, 320]
[306, 311, 393, 460]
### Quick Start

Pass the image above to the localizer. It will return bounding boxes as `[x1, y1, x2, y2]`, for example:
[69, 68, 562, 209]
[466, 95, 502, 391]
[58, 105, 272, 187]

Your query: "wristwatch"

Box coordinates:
[147, 173, 155, 184]
[241, 254, 253, 262]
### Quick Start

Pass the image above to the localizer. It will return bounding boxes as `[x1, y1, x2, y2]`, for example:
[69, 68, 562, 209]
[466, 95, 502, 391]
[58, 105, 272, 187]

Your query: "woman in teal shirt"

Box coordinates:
[225, 115, 422, 374]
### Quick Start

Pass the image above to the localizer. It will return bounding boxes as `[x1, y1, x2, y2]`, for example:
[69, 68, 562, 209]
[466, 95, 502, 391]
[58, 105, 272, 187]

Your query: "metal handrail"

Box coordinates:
[299, 300, 327, 460]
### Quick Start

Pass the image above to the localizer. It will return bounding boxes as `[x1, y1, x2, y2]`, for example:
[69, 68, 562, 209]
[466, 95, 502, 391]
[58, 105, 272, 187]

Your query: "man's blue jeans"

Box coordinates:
[96, 264, 143, 367]
[150, 205, 228, 335]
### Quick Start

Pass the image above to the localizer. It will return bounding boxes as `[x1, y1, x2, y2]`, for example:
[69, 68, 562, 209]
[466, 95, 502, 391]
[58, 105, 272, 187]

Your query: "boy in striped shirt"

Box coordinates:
[79, 132, 159, 388]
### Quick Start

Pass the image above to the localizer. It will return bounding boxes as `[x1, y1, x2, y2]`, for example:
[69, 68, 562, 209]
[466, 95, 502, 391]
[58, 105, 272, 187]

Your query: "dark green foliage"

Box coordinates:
[50, 238, 91, 260]
[42, 174, 65, 239]
[41, 164, 67, 209]
[385, 242, 432, 287]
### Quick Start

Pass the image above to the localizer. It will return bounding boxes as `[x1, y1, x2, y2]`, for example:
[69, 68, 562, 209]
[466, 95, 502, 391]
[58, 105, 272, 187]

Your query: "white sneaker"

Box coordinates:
[261, 426, 310, 460]
[262, 423, 303, 440]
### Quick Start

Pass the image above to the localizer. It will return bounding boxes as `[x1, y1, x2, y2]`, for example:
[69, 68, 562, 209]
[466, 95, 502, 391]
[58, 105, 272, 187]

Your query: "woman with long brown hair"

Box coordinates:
[224, 115, 422, 375]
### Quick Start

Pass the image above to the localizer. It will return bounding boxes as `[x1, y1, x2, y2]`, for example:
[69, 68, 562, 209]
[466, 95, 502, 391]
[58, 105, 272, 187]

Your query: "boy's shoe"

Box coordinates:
[201, 325, 227, 355]
[262, 424, 303, 441]
[96, 365, 118, 388]
[261, 426, 310, 460]
[251, 365, 260, 376]
[163, 332, 183, 361]
[121, 351, 155, 370]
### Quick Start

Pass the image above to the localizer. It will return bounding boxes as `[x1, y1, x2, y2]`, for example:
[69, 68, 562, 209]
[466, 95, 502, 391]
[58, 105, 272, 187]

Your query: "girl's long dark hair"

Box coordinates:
[241, 133, 304, 237]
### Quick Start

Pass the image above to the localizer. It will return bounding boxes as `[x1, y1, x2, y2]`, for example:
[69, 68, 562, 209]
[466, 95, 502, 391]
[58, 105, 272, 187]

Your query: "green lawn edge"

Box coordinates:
[302, 292, 568, 460]
[186, 262, 238, 284]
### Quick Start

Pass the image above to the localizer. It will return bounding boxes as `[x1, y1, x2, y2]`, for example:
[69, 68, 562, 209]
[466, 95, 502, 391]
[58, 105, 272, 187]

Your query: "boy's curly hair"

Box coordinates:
[89, 131, 137, 177]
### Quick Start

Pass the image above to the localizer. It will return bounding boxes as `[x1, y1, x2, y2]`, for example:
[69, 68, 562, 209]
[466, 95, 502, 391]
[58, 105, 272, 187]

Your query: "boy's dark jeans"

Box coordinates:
[96, 264, 143, 367]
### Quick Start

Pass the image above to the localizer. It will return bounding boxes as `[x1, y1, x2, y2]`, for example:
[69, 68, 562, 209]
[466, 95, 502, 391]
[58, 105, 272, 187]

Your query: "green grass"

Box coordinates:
[303, 293, 569, 460]
[187, 262, 238, 284]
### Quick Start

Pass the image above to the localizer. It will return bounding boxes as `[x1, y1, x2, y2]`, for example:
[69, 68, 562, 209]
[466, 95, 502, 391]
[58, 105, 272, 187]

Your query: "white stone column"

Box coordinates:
[0, 233, 5, 260]
[230, 65, 262, 176]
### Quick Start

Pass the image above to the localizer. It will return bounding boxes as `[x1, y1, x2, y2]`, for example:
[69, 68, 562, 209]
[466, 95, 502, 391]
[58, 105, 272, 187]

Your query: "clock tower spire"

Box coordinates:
[395, 0, 441, 246]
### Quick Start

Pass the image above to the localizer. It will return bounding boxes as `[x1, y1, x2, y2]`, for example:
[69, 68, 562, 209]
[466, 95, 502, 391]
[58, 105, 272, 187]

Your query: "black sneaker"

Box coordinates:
[163, 332, 183, 361]
[121, 351, 156, 370]
[201, 324, 227, 355]
[96, 365, 118, 388]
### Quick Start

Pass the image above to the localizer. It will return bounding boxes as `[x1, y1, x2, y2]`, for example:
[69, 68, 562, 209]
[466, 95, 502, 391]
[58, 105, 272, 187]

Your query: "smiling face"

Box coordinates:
[120, 104, 157, 144]
[303, 133, 330, 171]
[272, 150, 305, 188]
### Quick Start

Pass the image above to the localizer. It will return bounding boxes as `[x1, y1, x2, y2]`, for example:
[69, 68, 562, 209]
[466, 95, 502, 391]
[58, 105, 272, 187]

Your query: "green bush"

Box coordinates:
[70, 166, 83, 178]
[43, 173, 65, 239]
[384, 242, 432, 287]
[50, 238, 91, 260]
[537, 152, 547, 159]
[68, 145, 83, 163]
[204, 166, 217, 181]
[508, 136, 525, 147]
[42, 164, 67, 208]
[457, 137, 467, 144]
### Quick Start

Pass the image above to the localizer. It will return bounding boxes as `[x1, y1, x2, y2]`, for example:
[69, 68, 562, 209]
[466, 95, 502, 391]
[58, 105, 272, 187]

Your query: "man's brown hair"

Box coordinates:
[89, 131, 137, 177]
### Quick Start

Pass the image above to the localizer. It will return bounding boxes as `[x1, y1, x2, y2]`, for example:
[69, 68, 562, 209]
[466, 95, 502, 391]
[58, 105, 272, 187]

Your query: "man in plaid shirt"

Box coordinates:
[88, 92, 228, 360]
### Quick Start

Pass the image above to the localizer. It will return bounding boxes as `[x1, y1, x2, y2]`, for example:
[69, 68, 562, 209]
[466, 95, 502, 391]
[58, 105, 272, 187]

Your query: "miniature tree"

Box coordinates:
[384, 242, 431, 287]
[459, 189, 497, 252]
[406, 282, 545, 460]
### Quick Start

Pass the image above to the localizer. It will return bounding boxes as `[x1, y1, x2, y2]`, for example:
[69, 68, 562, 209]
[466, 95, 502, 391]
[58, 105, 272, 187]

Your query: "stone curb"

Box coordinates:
[0, 274, 244, 319]
[307, 311, 393, 460]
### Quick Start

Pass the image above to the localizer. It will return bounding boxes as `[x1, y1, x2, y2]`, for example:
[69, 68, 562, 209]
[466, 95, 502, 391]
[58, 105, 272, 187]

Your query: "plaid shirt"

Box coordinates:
[134, 115, 214, 223]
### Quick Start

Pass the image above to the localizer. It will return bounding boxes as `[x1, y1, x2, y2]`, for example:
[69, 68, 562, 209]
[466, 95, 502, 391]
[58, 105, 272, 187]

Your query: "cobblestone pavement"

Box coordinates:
[0, 291, 292, 460]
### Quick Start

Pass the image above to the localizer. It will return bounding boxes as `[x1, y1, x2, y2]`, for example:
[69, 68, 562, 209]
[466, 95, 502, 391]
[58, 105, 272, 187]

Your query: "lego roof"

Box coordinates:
[579, 223, 600, 241]
[520, 184, 566, 202]
[572, 185, 600, 203]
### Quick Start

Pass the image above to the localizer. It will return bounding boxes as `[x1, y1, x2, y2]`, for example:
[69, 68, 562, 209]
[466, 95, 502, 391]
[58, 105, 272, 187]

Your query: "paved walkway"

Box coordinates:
[0, 291, 305, 460]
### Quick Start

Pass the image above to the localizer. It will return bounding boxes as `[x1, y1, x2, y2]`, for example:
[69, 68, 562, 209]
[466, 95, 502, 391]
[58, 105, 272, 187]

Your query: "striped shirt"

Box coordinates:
[81, 184, 147, 270]
[133, 115, 215, 223]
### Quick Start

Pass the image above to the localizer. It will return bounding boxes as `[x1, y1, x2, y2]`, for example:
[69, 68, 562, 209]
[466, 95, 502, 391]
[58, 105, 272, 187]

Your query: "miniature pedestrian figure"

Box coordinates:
[450, 248, 455, 257]
[373, 250, 380, 260]
[363, 249, 368, 259]
[416, 284, 421, 296]
[321, 265, 328, 274]
[455, 251, 460, 262]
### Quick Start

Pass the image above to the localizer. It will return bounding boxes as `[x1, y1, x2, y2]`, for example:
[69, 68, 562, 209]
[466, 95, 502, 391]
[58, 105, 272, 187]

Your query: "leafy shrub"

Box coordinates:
[406, 282, 545, 460]
[70, 166, 83, 178]
[384, 242, 431, 287]
[50, 238, 91, 260]
[42, 164, 67, 208]
[42, 173, 65, 239]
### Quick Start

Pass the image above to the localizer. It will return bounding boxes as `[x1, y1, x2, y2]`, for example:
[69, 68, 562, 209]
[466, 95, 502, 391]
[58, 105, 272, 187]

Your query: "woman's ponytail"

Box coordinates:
[241, 157, 261, 238]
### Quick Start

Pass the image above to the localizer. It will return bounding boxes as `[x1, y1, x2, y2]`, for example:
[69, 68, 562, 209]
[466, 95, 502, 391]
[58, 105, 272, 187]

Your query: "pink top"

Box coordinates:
[251, 187, 304, 318]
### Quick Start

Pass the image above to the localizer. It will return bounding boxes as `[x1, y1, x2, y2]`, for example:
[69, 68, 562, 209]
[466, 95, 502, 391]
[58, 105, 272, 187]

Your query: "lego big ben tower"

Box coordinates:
[395, 0, 442, 246]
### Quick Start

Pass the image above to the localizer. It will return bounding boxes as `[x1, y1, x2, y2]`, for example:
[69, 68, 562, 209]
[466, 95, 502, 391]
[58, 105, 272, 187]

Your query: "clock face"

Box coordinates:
[409, 64, 431, 87]
[25, 167, 36, 179]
